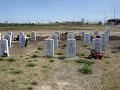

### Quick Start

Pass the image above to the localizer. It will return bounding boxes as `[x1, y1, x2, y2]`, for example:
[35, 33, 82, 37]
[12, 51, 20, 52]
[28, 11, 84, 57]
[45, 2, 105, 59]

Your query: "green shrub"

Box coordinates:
[75, 59, 93, 65]
[26, 63, 37, 67]
[77, 53, 85, 57]
[111, 50, 117, 53]
[56, 52, 64, 55]
[30, 81, 38, 86]
[31, 54, 39, 58]
[103, 55, 110, 58]
[58, 56, 66, 60]
[37, 47, 42, 50]
[27, 86, 33, 90]
[41, 65, 48, 68]
[78, 64, 92, 74]
[6, 57, 16, 62]
[49, 59, 54, 62]
[10, 70, 23, 74]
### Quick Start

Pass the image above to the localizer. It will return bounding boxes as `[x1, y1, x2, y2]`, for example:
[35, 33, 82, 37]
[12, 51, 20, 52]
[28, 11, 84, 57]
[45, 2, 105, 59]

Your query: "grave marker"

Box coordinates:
[84, 33, 90, 45]
[67, 33, 75, 39]
[20, 34, 26, 47]
[5, 34, 11, 47]
[80, 31, 85, 41]
[45, 39, 54, 57]
[94, 30, 99, 37]
[0, 39, 9, 57]
[67, 39, 76, 58]
[19, 32, 24, 41]
[101, 33, 107, 46]
[31, 31, 36, 41]
[92, 38, 102, 53]
[51, 34, 58, 47]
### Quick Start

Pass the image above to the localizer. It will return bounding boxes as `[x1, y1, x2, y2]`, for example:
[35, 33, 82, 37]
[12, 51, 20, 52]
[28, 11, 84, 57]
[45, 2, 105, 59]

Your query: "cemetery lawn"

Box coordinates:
[0, 26, 120, 90]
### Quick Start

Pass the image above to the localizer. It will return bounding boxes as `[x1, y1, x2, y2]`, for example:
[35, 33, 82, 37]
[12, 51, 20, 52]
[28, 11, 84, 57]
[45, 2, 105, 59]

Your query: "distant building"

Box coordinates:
[107, 19, 120, 25]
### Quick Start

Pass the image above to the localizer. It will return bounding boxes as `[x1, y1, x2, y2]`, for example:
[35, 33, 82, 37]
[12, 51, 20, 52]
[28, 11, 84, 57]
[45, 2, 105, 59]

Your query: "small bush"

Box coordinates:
[77, 53, 85, 57]
[30, 81, 38, 86]
[0, 58, 5, 61]
[56, 52, 64, 55]
[63, 44, 67, 47]
[27, 86, 33, 90]
[49, 59, 54, 62]
[105, 61, 110, 64]
[6, 57, 16, 62]
[75, 59, 93, 65]
[41, 65, 48, 68]
[78, 64, 92, 74]
[31, 54, 39, 58]
[37, 47, 42, 50]
[10, 79, 15, 82]
[10, 70, 23, 74]
[46, 56, 53, 59]
[103, 55, 110, 58]
[58, 56, 66, 60]
[26, 63, 37, 67]
[111, 50, 117, 53]
[87, 47, 91, 50]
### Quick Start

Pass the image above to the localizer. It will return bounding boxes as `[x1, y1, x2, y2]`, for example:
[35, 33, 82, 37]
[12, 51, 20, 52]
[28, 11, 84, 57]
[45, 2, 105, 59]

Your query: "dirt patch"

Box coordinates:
[110, 36, 120, 41]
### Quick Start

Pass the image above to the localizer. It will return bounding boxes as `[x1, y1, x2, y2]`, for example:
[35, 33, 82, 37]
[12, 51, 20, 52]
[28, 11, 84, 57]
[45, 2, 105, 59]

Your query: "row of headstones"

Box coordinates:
[80, 29, 110, 46]
[0, 31, 37, 57]
[45, 29, 110, 58]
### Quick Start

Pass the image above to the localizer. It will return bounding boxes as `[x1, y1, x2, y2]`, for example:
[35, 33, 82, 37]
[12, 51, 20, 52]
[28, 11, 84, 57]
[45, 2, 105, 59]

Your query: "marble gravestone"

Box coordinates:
[7, 31, 13, 40]
[5, 34, 11, 47]
[0, 33, 1, 40]
[80, 31, 85, 41]
[67, 33, 75, 39]
[19, 32, 25, 41]
[94, 30, 99, 37]
[45, 39, 54, 57]
[0, 39, 9, 57]
[84, 33, 90, 45]
[101, 33, 107, 46]
[104, 29, 110, 43]
[51, 34, 58, 47]
[92, 38, 102, 53]
[30, 31, 36, 41]
[67, 39, 76, 58]
[55, 31, 60, 40]
[20, 34, 26, 47]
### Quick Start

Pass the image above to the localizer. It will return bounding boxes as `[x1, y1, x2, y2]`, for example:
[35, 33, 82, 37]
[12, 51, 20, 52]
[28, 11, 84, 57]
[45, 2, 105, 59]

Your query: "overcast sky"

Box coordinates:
[0, 0, 120, 23]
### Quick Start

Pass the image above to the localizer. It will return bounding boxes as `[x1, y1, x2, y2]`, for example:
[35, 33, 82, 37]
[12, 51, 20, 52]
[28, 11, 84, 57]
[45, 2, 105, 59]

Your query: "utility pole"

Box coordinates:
[114, 8, 116, 26]
[104, 11, 106, 26]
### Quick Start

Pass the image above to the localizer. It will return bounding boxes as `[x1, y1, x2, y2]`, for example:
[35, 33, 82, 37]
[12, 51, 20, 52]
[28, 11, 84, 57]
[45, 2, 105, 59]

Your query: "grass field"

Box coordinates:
[0, 25, 120, 90]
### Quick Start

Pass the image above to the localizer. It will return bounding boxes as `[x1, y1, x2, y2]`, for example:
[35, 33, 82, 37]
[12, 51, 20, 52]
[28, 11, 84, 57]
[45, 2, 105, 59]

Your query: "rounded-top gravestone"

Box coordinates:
[0, 39, 9, 57]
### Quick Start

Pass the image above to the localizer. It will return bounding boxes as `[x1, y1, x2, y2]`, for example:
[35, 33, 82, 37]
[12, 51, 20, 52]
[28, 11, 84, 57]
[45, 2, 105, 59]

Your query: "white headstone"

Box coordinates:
[20, 34, 26, 47]
[5, 34, 11, 47]
[30, 31, 36, 41]
[0, 39, 9, 57]
[101, 33, 107, 46]
[67, 39, 76, 58]
[55, 31, 60, 40]
[19, 32, 24, 41]
[55, 31, 60, 35]
[84, 33, 90, 45]
[80, 31, 85, 41]
[7, 31, 13, 40]
[104, 29, 110, 42]
[94, 30, 99, 37]
[45, 39, 54, 57]
[67, 33, 75, 39]
[0, 33, 1, 40]
[92, 38, 102, 53]
[51, 34, 58, 47]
